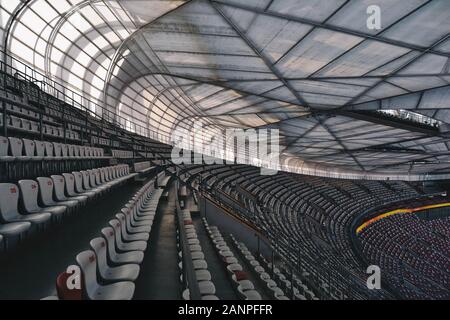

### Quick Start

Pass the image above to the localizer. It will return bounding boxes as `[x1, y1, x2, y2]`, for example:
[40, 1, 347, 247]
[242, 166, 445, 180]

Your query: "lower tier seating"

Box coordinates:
[46, 180, 163, 300]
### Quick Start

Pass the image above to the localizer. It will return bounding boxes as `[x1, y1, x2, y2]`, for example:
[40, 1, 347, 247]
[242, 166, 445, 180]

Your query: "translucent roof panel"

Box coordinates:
[4, 0, 450, 180]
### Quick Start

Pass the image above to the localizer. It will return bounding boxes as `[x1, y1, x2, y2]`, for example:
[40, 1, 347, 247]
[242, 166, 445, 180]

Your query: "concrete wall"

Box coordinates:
[199, 196, 272, 259]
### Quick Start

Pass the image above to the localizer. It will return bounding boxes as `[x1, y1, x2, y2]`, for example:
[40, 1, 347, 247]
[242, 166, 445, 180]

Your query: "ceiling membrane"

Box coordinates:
[2, 0, 450, 180]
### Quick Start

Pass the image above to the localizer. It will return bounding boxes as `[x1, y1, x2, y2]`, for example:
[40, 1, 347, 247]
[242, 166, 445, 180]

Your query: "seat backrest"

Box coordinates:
[72, 172, 85, 193]
[75, 250, 99, 300]
[110, 167, 116, 179]
[101, 227, 117, 260]
[34, 140, 45, 157]
[44, 141, 54, 157]
[61, 144, 68, 157]
[21, 119, 31, 130]
[10, 116, 22, 129]
[90, 238, 109, 279]
[99, 168, 106, 183]
[115, 213, 129, 240]
[53, 143, 62, 157]
[8, 137, 24, 157]
[85, 147, 92, 157]
[23, 139, 36, 157]
[79, 146, 85, 157]
[0, 136, 9, 156]
[31, 122, 39, 132]
[109, 219, 123, 246]
[18, 180, 42, 212]
[51, 175, 67, 201]
[37, 177, 56, 206]
[0, 183, 20, 221]
[63, 173, 77, 196]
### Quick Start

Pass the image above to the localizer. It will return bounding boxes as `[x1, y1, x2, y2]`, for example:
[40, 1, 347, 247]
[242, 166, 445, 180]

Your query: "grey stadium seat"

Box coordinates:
[108, 219, 147, 252]
[0, 136, 14, 162]
[61, 173, 89, 204]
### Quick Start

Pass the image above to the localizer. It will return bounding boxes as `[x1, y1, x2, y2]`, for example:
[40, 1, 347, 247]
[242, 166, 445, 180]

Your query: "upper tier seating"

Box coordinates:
[358, 214, 450, 299]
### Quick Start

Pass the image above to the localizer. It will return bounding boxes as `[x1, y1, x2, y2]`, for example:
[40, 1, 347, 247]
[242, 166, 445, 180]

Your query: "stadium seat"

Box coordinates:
[56, 271, 82, 300]
[0, 183, 51, 227]
[61, 173, 89, 204]
[76, 250, 135, 300]
[72, 171, 96, 199]
[18, 180, 65, 221]
[90, 238, 140, 282]
[115, 213, 149, 242]
[101, 227, 144, 265]
[108, 219, 148, 252]
[37, 177, 76, 213]
[8, 137, 29, 161]
[0, 136, 14, 162]
[50, 175, 84, 207]
[23, 139, 42, 161]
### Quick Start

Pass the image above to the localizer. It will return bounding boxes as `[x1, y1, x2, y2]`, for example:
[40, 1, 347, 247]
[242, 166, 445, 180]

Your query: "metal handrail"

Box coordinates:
[174, 178, 201, 300]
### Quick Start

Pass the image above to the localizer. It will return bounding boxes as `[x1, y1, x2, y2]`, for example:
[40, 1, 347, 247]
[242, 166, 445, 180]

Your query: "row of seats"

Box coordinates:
[178, 209, 218, 300]
[186, 163, 422, 299]
[111, 149, 134, 159]
[203, 219, 262, 300]
[0, 136, 107, 161]
[0, 113, 80, 140]
[0, 165, 133, 251]
[47, 182, 163, 300]
[134, 161, 154, 174]
[358, 213, 450, 299]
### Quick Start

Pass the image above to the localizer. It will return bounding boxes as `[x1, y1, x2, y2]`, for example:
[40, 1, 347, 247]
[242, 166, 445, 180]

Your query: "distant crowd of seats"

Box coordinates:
[0, 136, 108, 180]
[358, 213, 450, 299]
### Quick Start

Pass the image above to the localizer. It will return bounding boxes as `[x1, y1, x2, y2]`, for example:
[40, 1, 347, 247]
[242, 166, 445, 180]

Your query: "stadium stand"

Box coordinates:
[0, 1, 449, 302]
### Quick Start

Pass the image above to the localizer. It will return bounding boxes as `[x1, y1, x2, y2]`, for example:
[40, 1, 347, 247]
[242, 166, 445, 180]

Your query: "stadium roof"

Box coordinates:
[1, 0, 450, 180]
